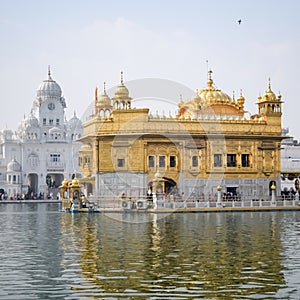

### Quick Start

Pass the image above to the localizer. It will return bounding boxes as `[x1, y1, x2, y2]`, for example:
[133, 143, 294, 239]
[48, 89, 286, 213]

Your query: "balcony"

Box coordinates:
[46, 161, 66, 172]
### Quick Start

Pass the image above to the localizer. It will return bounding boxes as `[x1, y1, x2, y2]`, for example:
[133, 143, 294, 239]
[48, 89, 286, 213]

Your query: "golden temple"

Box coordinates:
[78, 70, 283, 200]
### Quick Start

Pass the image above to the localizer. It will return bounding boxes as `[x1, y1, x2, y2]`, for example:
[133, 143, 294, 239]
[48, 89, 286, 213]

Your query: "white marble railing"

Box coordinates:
[90, 196, 299, 210]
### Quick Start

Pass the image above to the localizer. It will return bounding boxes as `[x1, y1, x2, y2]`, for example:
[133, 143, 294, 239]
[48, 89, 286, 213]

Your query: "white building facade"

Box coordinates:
[0, 69, 83, 199]
[280, 128, 300, 195]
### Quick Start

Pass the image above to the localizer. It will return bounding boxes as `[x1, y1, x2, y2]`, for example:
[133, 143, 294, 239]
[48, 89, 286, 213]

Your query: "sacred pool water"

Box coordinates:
[0, 203, 299, 299]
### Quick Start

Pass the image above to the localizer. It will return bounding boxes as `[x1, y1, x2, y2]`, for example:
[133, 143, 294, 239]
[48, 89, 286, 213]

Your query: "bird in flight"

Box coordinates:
[237, 19, 242, 25]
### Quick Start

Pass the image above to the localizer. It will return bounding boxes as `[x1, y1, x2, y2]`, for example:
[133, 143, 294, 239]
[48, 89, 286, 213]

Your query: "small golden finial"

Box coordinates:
[232, 90, 235, 100]
[240, 89, 243, 96]
[103, 81, 106, 93]
[268, 77, 271, 91]
[121, 71, 124, 84]
[208, 69, 213, 80]
[207, 69, 213, 87]
[179, 94, 183, 102]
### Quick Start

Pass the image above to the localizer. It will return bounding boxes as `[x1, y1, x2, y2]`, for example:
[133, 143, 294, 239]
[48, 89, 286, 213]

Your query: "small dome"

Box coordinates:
[68, 112, 82, 129]
[114, 83, 129, 98]
[96, 82, 112, 106]
[7, 158, 21, 172]
[114, 71, 130, 98]
[99, 91, 111, 105]
[237, 90, 245, 107]
[25, 113, 39, 128]
[1, 129, 14, 140]
[36, 68, 62, 99]
[71, 177, 80, 187]
[263, 80, 276, 102]
[61, 178, 69, 187]
[192, 90, 201, 103]
[2, 128, 14, 135]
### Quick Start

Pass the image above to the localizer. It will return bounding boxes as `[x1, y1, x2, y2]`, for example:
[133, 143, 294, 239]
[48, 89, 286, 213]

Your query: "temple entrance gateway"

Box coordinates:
[46, 173, 64, 188]
[164, 178, 177, 194]
[27, 173, 38, 196]
[148, 175, 176, 196]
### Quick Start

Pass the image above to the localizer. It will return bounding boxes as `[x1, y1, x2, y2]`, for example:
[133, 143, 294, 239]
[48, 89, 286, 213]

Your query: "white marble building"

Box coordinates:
[0, 68, 83, 199]
[280, 128, 300, 194]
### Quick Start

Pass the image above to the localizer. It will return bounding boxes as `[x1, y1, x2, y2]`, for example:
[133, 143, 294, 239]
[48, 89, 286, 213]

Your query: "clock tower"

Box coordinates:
[31, 66, 67, 134]
[12, 67, 83, 198]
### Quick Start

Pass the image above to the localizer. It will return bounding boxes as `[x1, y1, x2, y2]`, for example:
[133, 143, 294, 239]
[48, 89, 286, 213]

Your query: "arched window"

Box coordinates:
[105, 109, 110, 117]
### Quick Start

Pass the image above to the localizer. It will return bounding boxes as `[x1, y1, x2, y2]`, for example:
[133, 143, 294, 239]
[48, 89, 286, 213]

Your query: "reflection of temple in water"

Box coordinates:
[59, 213, 285, 297]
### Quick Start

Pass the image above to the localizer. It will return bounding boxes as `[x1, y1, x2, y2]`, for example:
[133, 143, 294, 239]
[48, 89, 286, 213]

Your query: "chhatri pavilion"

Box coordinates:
[78, 70, 283, 200]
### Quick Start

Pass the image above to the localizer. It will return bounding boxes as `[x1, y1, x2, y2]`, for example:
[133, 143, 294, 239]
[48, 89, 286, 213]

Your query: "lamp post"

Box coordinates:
[271, 183, 276, 206]
[217, 185, 222, 207]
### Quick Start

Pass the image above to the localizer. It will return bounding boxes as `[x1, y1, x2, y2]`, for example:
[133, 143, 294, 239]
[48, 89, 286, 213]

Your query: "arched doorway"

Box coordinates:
[148, 177, 177, 194]
[164, 177, 177, 194]
[27, 173, 38, 198]
[46, 173, 64, 200]
[85, 183, 93, 196]
[46, 173, 64, 188]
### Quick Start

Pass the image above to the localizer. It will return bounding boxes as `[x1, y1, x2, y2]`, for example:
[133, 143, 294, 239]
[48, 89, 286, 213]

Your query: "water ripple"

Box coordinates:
[0, 205, 300, 298]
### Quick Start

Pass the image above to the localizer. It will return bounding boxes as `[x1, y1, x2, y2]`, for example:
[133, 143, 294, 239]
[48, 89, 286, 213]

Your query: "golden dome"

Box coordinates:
[98, 82, 111, 105]
[114, 84, 129, 97]
[193, 89, 201, 103]
[199, 70, 232, 104]
[177, 69, 244, 117]
[71, 177, 80, 187]
[114, 72, 130, 98]
[262, 79, 276, 101]
[237, 90, 245, 108]
[61, 178, 69, 187]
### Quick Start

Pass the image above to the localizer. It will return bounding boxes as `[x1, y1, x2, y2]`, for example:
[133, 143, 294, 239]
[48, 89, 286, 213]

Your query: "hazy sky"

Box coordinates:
[1, 0, 300, 139]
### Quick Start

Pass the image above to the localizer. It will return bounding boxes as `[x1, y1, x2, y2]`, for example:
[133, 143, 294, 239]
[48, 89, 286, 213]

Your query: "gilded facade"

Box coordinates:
[79, 70, 283, 199]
